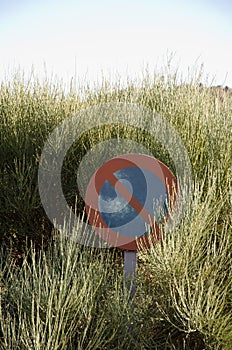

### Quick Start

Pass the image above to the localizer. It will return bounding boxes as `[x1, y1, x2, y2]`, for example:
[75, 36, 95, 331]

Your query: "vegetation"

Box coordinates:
[0, 68, 231, 349]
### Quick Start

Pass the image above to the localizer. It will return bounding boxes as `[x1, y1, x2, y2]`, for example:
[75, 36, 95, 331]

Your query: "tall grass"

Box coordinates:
[0, 68, 231, 349]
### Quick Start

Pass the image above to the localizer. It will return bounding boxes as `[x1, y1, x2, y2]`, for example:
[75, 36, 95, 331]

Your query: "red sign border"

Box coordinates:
[85, 154, 178, 250]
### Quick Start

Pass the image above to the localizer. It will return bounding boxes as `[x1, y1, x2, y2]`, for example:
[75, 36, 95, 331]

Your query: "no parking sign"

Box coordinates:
[85, 154, 177, 250]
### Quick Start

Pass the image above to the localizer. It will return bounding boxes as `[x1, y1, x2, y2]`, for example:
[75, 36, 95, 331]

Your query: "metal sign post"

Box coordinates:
[124, 250, 137, 332]
[124, 250, 137, 301]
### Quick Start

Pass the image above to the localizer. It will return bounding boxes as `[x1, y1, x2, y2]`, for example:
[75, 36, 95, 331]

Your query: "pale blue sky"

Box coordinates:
[0, 0, 232, 87]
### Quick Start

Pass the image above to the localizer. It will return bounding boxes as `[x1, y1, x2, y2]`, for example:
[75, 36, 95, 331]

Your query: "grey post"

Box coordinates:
[124, 250, 137, 301]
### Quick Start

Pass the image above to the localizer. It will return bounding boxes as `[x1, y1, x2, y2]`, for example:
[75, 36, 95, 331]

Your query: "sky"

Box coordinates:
[0, 0, 232, 88]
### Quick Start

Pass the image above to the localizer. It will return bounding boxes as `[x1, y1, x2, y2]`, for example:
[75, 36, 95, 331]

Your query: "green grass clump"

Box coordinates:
[0, 68, 231, 349]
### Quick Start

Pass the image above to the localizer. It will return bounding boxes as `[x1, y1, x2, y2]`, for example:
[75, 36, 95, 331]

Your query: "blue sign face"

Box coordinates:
[98, 167, 168, 238]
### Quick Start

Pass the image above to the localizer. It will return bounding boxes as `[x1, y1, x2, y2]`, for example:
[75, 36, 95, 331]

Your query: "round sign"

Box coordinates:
[85, 154, 177, 250]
